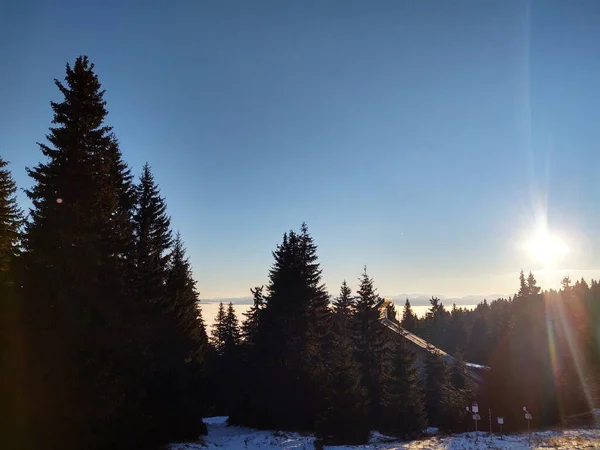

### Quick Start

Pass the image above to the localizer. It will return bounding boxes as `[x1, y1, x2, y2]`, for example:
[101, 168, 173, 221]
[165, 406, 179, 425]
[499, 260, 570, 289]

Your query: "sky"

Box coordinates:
[2, 0, 600, 306]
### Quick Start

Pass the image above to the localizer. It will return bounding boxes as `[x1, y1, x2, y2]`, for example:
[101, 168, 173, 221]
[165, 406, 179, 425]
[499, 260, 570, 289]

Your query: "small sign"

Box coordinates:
[497, 417, 504, 425]
[473, 414, 481, 421]
[471, 401, 479, 414]
[525, 413, 532, 420]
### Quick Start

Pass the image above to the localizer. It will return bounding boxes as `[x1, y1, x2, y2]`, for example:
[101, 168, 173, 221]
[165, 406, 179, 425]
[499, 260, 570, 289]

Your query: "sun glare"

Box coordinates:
[524, 228, 569, 269]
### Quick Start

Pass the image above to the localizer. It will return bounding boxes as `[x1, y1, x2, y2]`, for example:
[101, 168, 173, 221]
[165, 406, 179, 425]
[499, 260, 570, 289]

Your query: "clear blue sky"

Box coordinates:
[2, 0, 600, 299]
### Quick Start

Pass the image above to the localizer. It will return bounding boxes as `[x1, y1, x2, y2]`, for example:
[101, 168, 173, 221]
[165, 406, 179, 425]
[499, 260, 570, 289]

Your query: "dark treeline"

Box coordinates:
[1, 57, 210, 450]
[398, 272, 600, 431]
[1, 56, 598, 449]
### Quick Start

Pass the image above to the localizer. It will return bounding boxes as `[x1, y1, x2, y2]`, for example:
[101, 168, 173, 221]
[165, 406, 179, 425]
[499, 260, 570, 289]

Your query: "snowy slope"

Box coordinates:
[168, 416, 600, 450]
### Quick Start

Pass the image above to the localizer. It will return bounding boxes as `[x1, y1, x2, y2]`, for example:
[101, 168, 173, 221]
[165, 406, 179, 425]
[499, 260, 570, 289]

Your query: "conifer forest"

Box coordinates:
[2, 57, 600, 449]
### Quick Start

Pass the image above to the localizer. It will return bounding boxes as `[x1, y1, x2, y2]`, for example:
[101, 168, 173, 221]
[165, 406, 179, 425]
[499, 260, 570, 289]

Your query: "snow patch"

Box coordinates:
[168, 418, 600, 449]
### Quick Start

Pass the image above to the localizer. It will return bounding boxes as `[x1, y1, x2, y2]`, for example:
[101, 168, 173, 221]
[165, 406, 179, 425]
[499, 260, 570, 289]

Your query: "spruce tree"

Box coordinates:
[379, 335, 427, 438]
[0, 157, 25, 449]
[316, 331, 369, 445]
[224, 302, 241, 351]
[241, 285, 265, 345]
[353, 266, 387, 427]
[129, 163, 178, 442]
[424, 296, 448, 347]
[21, 56, 142, 449]
[218, 303, 242, 413]
[132, 163, 172, 303]
[436, 354, 476, 433]
[300, 222, 332, 382]
[162, 234, 208, 438]
[229, 286, 265, 425]
[332, 280, 355, 335]
[166, 234, 209, 362]
[0, 157, 21, 278]
[423, 350, 448, 427]
[401, 298, 418, 333]
[211, 302, 227, 355]
[316, 280, 369, 445]
[236, 223, 330, 430]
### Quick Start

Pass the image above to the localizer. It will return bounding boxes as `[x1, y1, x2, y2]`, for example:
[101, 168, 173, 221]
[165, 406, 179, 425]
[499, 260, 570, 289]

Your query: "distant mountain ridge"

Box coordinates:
[199, 293, 509, 307]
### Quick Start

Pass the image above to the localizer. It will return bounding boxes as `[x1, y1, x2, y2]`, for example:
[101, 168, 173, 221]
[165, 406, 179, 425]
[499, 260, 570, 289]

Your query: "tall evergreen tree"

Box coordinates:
[228, 286, 265, 425]
[353, 266, 387, 427]
[423, 350, 448, 427]
[211, 302, 227, 355]
[401, 299, 418, 333]
[0, 157, 25, 449]
[241, 285, 265, 345]
[317, 280, 369, 445]
[21, 56, 142, 449]
[128, 163, 185, 442]
[224, 302, 241, 351]
[333, 280, 354, 321]
[332, 280, 355, 341]
[0, 157, 21, 278]
[156, 233, 208, 440]
[166, 233, 209, 365]
[424, 296, 448, 347]
[214, 303, 242, 414]
[379, 335, 427, 438]
[436, 354, 476, 433]
[446, 304, 468, 355]
[232, 224, 330, 430]
[316, 330, 369, 445]
[132, 163, 172, 303]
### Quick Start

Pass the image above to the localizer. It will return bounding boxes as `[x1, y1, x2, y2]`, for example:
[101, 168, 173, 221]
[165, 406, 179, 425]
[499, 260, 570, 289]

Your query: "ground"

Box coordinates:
[168, 416, 600, 450]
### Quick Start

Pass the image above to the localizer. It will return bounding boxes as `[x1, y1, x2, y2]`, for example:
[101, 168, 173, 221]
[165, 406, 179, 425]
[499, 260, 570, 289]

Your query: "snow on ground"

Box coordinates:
[168, 416, 600, 450]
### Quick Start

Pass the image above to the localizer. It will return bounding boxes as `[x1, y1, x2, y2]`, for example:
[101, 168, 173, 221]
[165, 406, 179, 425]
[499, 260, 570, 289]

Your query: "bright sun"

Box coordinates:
[524, 228, 569, 268]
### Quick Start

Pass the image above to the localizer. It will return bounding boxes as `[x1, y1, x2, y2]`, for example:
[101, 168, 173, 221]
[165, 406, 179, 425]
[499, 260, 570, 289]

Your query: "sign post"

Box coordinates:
[523, 406, 532, 441]
[497, 416, 504, 439]
[466, 401, 480, 440]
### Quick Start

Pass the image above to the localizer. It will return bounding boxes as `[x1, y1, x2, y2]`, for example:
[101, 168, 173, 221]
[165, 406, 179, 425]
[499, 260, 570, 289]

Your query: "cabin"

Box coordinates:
[376, 298, 490, 383]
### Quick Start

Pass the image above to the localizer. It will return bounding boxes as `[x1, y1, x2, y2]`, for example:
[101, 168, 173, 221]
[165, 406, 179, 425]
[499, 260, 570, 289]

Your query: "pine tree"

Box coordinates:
[234, 223, 330, 430]
[0, 157, 21, 278]
[128, 163, 181, 442]
[424, 350, 448, 427]
[229, 286, 265, 425]
[211, 302, 227, 355]
[166, 234, 209, 361]
[132, 163, 172, 303]
[316, 331, 369, 445]
[162, 234, 209, 439]
[316, 280, 369, 445]
[424, 296, 448, 347]
[241, 285, 265, 345]
[216, 303, 242, 414]
[353, 266, 387, 427]
[401, 299, 418, 333]
[508, 271, 559, 428]
[332, 280, 355, 335]
[436, 354, 476, 433]
[21, 56, 142, 449]
[447, 304, 468, 355]
[0, 157, 25, 449]
[224, 302, 241, 351]
[379, 335, 427, 438]
[299, 223, 332, 384]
